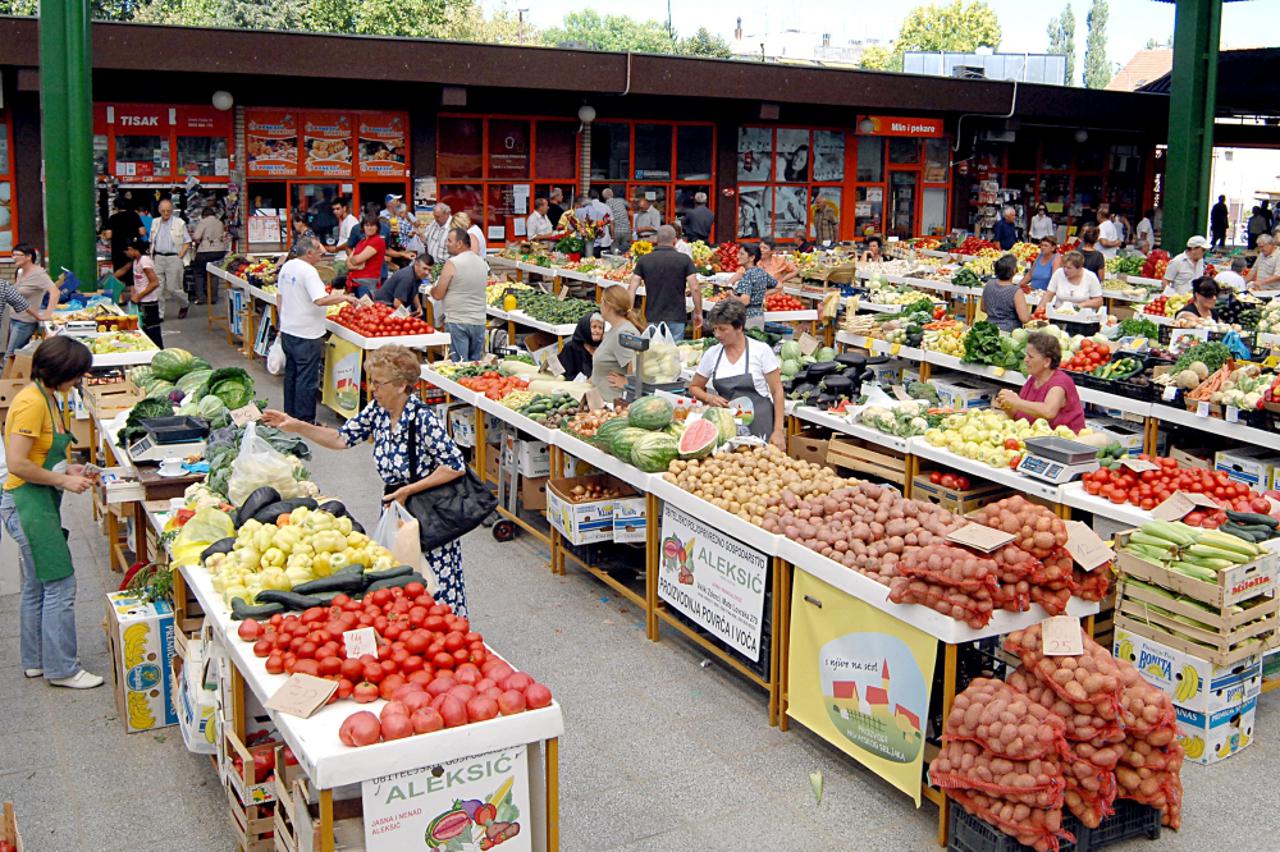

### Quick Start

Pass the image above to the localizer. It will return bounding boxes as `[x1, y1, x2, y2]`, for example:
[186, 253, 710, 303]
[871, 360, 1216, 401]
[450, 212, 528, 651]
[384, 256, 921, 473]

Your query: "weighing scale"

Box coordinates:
[618, 332, 685, 402]
[62, 321, 99, 338]
[126, 416, 209, 463]
[1014, 435, 1100, 484]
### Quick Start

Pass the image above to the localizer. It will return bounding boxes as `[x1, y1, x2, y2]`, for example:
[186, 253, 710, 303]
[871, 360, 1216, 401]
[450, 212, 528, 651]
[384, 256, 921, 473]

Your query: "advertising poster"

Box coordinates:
[810, 187, 841, 243]
[362, 746, 531, 852]
[773, 186, 807, 238]
[787, 570, 937, 804]
[812, 130, 845, 182]
[737, 127, 772, 182]
[246, 110, 299, 177]
[658, 502, 768, 662]
[359, 112, 409, 177]
[302, 112, 354, 178]
[736, 186, 771, 240]
[775, 128, 810, 182]
[322, 335, 363, 419]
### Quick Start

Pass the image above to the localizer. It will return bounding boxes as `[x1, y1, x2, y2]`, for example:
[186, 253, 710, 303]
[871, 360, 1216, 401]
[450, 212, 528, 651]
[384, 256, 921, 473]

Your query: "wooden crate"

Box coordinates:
[3, 801, 23, 852]
[910, 474, 1009, 514]
[1115, 581, 1279, 667]
[1114, 531, 1278, 608]
[275, 778, 364, 852]
[227, 781, 274, 852]
[826, 434, 907, 483]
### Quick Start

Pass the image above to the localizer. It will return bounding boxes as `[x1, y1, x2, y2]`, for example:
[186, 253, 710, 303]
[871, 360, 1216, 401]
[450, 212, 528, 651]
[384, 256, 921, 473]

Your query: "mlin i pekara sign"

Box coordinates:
[658, 502, 769, 662]
[858, 115, 944, 138]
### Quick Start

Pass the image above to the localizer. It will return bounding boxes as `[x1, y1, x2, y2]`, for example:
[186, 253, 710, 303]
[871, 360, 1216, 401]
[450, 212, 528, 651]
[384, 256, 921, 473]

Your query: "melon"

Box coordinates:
[700, 407, 737, 444]
[678, 418, 719, 459]
[630, 432, 680, 472]
[610, 426, 650, 460]
[628, 395, 674, 430]
[593, 416, 632, 450]
[426, 807, 470, 845]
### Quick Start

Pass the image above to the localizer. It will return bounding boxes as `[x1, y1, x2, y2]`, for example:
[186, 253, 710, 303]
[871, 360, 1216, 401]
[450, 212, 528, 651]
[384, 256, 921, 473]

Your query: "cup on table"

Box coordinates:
[158, 458, 185, 477]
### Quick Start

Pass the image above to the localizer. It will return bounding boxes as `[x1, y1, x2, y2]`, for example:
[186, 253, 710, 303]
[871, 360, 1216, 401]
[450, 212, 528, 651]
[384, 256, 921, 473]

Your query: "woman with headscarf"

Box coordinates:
[557, 312, 605, 380]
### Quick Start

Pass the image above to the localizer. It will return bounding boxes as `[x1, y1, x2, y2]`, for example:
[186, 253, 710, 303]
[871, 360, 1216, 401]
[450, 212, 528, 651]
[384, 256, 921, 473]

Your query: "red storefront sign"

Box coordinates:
[858, 115, 944, 138]
[176, 106, 231, 137]
[246, 109, 300, 177]
[301, 112, 354, 178]
[358, 112, 409, 178]
[107, 104, 171, 180]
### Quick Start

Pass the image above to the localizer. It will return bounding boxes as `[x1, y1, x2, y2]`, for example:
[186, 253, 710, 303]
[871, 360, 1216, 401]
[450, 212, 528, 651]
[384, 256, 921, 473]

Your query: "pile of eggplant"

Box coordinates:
[784, 352, 887, 409]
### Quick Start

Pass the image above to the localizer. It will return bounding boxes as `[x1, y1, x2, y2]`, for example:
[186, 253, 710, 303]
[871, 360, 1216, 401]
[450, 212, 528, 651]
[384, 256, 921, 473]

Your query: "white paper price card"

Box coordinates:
[1064, 520, 1112, 571]
[1042, 616, 1084, 656]
[343, 626, 378, 660]
[1196, 401, 1210, 418]
[230, 402, 262, 427]
[388, 305, 412, 320]
[265, 673, 338, 718]
[946, 522, 1016, 553]
[1162, 385, 1178, 402]
[1120, 458, 1159, 473]
[357, 294, 375, 308]
[1226, 405, 1240, 423]
[797, 332, 820, 356]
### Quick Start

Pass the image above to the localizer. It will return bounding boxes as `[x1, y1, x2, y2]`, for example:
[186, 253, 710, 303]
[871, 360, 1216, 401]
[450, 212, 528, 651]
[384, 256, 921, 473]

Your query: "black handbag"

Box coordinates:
[386, 415, 496, 552]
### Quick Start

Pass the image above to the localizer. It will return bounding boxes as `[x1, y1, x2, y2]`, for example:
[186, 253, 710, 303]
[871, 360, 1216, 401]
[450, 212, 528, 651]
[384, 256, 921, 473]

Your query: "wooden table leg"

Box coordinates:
[545, 737, 560, 852]
[243, 299, 255, 360]
[645, 493, 660, 640]
[768, 556, 783, 727]
[319, 788, 335, 852]
[474, 408, 487, 483]
[778, 559, 792, 732]
[206, 271, 214, 330]
[133, 500, 149, 565]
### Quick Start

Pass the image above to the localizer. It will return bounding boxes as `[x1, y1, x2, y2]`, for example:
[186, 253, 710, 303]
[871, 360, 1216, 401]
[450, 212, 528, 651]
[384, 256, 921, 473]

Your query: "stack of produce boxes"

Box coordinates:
[1112, 520, 1276, 764]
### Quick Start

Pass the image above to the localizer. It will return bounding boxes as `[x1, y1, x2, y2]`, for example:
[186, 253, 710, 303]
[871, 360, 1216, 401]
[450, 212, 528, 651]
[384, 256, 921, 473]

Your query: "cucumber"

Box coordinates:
[230, 597, 285, 621]
[308, 590, 343, 605]
[363, 564, 413, 583]
[1225, 511, 1279, 529]
[254, 590, 325, 611]
[293, 571, 369, 595]
[1219, 523, 1269, 543]
[362, 572, 428, 594]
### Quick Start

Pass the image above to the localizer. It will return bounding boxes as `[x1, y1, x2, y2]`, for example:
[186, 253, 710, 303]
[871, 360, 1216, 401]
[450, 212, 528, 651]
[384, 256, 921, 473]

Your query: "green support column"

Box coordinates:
[39, 0, 96, 285]
[1162, 0, 1222, 248]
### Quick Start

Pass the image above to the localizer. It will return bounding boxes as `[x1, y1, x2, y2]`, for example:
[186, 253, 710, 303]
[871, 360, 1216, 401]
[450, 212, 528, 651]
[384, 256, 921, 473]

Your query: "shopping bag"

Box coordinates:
[639, 321, 681, 383]
[372, 501, 424, 570]
[226, 421, 305, 505]
[266, 335, 285, 376]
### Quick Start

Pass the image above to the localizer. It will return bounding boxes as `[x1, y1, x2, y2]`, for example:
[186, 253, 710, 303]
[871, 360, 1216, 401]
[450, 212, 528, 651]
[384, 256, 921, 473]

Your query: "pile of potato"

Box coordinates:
[666, 445, 851, 526]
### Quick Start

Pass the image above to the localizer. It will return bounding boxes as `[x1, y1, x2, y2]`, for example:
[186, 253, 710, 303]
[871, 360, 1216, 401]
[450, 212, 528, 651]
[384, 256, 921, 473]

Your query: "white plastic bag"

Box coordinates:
[227, 422, 303, 505]
[640, 322, 681, 383]
[373, 502, 432, 588]
[266, 335, 285, 376]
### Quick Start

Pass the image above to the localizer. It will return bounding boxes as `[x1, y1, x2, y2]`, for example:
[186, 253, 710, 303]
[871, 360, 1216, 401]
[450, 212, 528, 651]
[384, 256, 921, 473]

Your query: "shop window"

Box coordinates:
[634, 124, 672, 180]
[889, 172, 918, 237]
[857, 137, 884, 182]
[535, 121, 576, 178]
[737, 125, 846, 242]
[888, 138, 919, 165]
[633, 185, 668, 214]
[114, 134, 168, 179]
[485, 183, 524, 237]
[813, 131, 845, 183]
[438, 117, 483, 179]
[1038, 174, 1071, 217]
[176, 135, 229, 178]
[93, 134, 109, 178]
[924, 138, 950, 183]
[776, 128, 810, 182]
[1042, 140, 1072, 171]
[439, 183, 484, 225]
[1077, 144, 1105, 173]
[590, 123, 630, 181]
[673, 184, 709, 227]
[921, 187, 948, 236]
[853, 186, 883, 237]
[1073, 175, 1103, 218]
[1007, 138, 1037, 171]
[738, 127, 772, 181]
[487, 119, 530, 179]
[676, 126, 714, 180]
[810, 187, 841, 243]
[773, 186, 808, 237]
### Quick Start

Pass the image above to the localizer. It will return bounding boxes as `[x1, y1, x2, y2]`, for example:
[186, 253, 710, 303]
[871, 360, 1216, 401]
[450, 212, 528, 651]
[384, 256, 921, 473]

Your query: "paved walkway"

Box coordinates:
[0, 311, 1275, 850]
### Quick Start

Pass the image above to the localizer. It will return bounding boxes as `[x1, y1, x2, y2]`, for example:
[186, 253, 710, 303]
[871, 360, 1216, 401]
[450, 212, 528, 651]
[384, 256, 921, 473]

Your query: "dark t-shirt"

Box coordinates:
[105, 210, 144, 266]
[1079, 249, 1105, 279]
[376, 265, 421, 307]
[634, 247, 696, 325]
[547, 203, 564, 230]
[684, 205, 714, 242]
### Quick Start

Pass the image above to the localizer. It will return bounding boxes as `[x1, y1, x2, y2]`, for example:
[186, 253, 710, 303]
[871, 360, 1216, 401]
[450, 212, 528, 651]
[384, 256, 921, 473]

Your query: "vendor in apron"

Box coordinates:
[688, 299, 788, 449]
[0, 335, 102, 688]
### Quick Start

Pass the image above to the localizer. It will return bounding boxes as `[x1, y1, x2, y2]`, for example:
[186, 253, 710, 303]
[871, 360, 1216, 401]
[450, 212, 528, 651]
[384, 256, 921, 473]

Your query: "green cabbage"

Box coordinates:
[204, 367, 255, 410]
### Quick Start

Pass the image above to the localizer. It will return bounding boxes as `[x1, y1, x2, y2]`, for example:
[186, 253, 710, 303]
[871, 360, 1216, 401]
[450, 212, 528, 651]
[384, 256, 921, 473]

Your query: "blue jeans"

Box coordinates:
[5, 318, 37, 357]
[1, 491, 80, 679]
[281, 332, 324, 423]
[352, 283, 374, 300]
[662, 322, 686, 342]
[446, 322, 486, 361]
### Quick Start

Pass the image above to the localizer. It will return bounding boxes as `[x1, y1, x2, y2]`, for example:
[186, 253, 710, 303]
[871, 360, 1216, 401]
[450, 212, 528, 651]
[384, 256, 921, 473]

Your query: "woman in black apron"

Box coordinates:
[1, 335, 103, 688]
[688, 299, 788, 449]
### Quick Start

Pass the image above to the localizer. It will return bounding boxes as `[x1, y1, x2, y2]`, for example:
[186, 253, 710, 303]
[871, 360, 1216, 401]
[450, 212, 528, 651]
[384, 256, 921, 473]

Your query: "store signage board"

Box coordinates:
[247, 215, 282, 245]
[362, 746, 531, 852]
[946, 522, 1015, 553]
[265, 673, 338, 718]
[358, 112, 410, 178]
[1150, 490, 1220, 521]
[658, 502, 768, 662]
[857, 115, 944, 138]
[1041, 616, 1084, 656]
[245, 109, 299, 177]
[301, 111, 354, 179]
[1064, 521, 1111, 571]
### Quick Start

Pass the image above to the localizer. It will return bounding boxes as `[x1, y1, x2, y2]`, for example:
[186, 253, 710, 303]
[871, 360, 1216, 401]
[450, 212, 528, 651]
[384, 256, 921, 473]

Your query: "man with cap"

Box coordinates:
[381, 193, 413, 253]
[1162, 236, 1208, 296]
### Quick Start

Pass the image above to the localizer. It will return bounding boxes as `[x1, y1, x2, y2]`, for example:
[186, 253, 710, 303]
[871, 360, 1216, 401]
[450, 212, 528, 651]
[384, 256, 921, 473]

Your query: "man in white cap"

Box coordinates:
[1162, 235, 1208, 296]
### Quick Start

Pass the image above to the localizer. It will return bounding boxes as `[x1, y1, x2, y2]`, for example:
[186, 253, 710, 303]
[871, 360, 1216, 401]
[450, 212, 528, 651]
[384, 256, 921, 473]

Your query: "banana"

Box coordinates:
[1178, 663, 1200, 701]
[1217, 740, 1233, 759]
[1116, 638, 1134, 662]
[1180, 734, 1205, 759]
[1185, 543, 1252, 565]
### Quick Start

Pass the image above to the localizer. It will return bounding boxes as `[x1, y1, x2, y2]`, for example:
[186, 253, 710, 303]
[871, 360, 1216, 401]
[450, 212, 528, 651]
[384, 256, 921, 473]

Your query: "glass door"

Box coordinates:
[290, 183, 343, 248]
[889, 171, 919, 239]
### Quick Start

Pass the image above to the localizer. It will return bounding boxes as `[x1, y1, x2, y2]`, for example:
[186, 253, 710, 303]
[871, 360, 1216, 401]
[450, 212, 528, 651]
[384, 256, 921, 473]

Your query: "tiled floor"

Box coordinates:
[1, 309, 1275, 851]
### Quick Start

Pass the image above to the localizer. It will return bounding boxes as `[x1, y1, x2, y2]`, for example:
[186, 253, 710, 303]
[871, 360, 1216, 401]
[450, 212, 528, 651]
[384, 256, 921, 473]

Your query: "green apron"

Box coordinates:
[9, 383, 75, 582]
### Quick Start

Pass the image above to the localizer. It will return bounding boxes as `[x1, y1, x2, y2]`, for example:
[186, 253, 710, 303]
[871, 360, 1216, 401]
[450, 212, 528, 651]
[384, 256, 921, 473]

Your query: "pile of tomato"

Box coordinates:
[234, 583, 553, 748]
[764, 292, 805, 312]
[333, 302, 436, 338]
[927, 470, 972, 491]
[1143, 296, 1169, 317]
[956, 236, 999, 255]
[1081, 456, 1272, 520]
[458, 372, 529, 400]
[1062, 339, 1113, 373]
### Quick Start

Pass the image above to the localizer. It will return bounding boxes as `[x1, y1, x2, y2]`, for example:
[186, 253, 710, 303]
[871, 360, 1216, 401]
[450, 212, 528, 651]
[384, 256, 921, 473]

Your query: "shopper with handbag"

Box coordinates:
[262, 346, 488, 616]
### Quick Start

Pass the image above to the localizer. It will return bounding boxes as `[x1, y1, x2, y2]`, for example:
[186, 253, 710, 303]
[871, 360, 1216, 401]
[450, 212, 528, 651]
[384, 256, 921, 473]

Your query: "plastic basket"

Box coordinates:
[1079, 799, 1161, 848]
[947, 805, 1080, 852]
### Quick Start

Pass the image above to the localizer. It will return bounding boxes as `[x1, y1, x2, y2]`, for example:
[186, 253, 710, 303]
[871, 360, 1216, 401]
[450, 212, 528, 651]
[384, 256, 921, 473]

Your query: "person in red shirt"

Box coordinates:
[994, 332, 1085, 433]
[346, 216, 386, 299]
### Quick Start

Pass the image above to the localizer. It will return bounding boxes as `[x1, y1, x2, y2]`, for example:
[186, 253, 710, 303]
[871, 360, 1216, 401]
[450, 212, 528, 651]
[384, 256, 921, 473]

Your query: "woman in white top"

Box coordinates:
[451, 211, 486, 257]
[688, 299, 786, 448]
[1044, 250, 1104, 312]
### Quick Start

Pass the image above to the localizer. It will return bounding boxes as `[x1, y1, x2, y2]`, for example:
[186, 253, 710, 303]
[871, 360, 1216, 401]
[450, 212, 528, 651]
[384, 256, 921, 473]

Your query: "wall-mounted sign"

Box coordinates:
[858, 115, 944, 138]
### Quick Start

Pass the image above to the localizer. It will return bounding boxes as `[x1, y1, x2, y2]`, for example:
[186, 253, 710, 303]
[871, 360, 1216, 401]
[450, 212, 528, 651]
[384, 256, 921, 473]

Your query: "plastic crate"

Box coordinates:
[1079, 799, 1161, 848]
[948, 800, 1161, 852]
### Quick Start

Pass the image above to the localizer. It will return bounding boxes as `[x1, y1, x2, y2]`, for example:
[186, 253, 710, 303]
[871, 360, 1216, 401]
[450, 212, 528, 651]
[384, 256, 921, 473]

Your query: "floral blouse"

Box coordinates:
[734, 266, 776, 318]
[338, 395, 464, 485]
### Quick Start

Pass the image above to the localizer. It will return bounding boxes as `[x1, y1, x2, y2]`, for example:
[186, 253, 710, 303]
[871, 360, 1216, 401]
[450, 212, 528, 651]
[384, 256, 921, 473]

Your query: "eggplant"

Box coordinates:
[821, 375, 854, 394]
[790, 367, 811, 385]
[814, 393, 838, 408]
[252, 500, 294, 525]
[350, 518, 365, 535]
[319, 500, 348, 518]
[863, 355, 889, 366]
[283, 497, 319, 512]
[834, 352, 867, 369]
[200, 537, 235, 564]
[789, 382, 818, 400]
[235, 486, 282, 528]
[807, 360, 841, 378]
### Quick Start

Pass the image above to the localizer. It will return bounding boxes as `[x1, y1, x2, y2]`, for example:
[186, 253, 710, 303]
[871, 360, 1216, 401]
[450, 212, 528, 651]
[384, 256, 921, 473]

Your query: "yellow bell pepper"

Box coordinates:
[260, 568, 291, 592]
[328, 552, 348, 573]
[335, 516, 353, 536]
[261, 546, 285, 568]
[346, 532, 369, 548]
[285, 564, 312, 587]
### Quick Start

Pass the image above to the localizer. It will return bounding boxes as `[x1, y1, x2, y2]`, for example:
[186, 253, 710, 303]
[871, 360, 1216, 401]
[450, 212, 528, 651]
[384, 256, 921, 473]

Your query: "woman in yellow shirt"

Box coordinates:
[1, 335, 102, 688]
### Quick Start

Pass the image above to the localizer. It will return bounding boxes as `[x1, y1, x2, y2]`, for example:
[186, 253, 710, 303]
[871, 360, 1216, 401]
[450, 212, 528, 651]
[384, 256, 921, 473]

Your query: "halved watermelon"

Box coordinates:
[700, 407, 737, 444]
[678, 417, 719, 459]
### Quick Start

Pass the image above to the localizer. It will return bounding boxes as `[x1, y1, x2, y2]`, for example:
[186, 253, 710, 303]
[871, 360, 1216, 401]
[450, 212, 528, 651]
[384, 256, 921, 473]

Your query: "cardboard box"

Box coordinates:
[484, 446, 500, 483]
[931, 376, 994, 410]
[1113, 623, 1261, 714]
[868, 359, 907, 386]
[501, 434, 550, 477]
[104, 591, 178, 734]
[902, 365, 922, 385]
[788, 429, 830, 468]
[1087, 417, 1146, 455]
[3, 352, 31, 379]
[82, 380, 145, 416]
[613, 496, 648, 543]
[911, 475, 1009, 514]
[0, 378, 25, 409]
[173, 625, 218, 755]
[1215, 446, 1280, 492]
[521, 476, 548, 512]
[560, 454, 597, 478]
[1175, 697, 1257, 765]
[448, 405, 475, 448]
[1170, 446, 1213, 470]
[2, 801, 23, 852]
[546, 475, 636, 545]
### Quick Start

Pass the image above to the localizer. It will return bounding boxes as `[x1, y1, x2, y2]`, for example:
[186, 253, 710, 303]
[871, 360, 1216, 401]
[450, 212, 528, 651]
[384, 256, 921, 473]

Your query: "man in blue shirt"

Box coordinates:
[376, 255, 430, 313]
[993, 206, 1019, 250]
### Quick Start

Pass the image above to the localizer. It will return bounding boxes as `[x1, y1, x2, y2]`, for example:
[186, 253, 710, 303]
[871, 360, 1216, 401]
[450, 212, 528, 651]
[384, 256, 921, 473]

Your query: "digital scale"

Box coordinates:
[126, 417, 209, 463]
[618, 332, 685, 402]
[1014, 436, 1099, 485]
[62, 320, 99, 338]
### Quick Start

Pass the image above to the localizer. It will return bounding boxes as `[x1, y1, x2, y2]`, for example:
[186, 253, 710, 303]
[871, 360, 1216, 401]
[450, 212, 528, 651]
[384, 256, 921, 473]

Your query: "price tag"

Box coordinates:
[545, 350, 566, 376]
[342, 627, 378, 661]
[890, 343, 902, 356]
[1226, 405, 1240, 423]
[230, 403, 263, 427]
[863, 336, 875, 350]
[265, 673, 339, 718]
[1151, 490, 1220, 521]
[389, 305, 412, 320]
[797, 332, 820, 356]
[946, 522, 1016, 553]
[584, 388, 606, 411]
[1064, 520, 1112, 571]
[1196, 401, 1210, 418]
[1120, 458, 1159, 473]
[1042, 616, 1084, 656]
[357, 294, 374, 308]
[557, 283, 569, 300]
[1162, 385, 1178, 402]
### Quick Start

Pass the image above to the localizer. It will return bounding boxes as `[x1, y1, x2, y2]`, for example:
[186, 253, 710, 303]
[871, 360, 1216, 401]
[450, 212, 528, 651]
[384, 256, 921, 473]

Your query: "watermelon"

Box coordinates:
[678, 418, 719, 459]
[628, 395, 674, 430]
[150, 347, 197, 382]
[665, 421, 686, 440]
[610, 426, 650, 460]
[593, 417, 632, 450]
[630, 432, 680, 472]
[701, 407, 737, 444]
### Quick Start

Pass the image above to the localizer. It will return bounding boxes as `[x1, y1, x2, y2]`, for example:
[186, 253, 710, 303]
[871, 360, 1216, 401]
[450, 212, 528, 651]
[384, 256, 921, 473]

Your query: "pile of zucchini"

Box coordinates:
[227, 563, 427, 620]
[1219, 511, 1280, 544]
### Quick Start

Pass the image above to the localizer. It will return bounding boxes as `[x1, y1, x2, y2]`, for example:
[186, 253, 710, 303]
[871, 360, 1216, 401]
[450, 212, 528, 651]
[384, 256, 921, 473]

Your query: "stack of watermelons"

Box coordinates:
[599, 396, 736, 473]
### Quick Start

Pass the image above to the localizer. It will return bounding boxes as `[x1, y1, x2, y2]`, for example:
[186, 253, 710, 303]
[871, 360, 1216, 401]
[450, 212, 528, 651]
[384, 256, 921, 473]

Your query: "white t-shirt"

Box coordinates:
[277, 258, 328, 339]
[1029, 214, 1055, 240]
[695, 338, 780, 399]
[1136, 218, 1154, 251]
[1098, 220, 1121, 259]
[526, 211, 552, 239]
[1215, 270, 1247, 292]
[1162, 252, 1204, 296]
[335, 214, 360, 260]
[467, 225, 487, 257]
[1046, 268, 1102, 309]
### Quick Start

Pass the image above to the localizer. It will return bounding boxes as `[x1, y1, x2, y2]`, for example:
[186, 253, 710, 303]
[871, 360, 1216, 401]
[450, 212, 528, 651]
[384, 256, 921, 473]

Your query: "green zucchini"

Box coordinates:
[308, 590, 343, 605]
[254, 590, 325, 611]
[293, 571, 368, 595]
[200, 537, 236, 564]
[1225, 511, 1278, 529]
[362, 572, 428, 594]
[230, 597, 285, 620]
[363, 564, 413, 583]
[235, 486, 282, 528]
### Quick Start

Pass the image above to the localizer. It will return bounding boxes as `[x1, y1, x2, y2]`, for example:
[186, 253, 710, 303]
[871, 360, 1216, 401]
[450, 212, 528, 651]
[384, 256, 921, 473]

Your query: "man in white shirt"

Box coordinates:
[276, 235, 357, 422]
[1248, 234, 1280, 290]
[1097, 209, 1122, 260]
[580, 190, 612, 251]
[1135, 209, 1155, 254]
[1162, 235, 1208, 296]
[1215, 256, 1249, 292]
[422, 202, 451, 264]
[1028, 205, 1055, 241]
[633, 197, 661, 240]
[149, 199, 192, 319]
[329, 198, 360, 261]
[525, 197, 555, 242]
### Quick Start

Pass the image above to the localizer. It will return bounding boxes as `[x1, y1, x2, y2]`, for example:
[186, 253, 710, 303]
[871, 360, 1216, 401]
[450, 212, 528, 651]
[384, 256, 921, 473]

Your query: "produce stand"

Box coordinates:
[485, 306, 579, 349]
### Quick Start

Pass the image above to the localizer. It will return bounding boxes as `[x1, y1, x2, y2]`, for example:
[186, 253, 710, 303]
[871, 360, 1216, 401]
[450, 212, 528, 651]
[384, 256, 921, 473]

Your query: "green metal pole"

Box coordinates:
[39, 0, 96, 285]
[1162, 0, 1221, 249]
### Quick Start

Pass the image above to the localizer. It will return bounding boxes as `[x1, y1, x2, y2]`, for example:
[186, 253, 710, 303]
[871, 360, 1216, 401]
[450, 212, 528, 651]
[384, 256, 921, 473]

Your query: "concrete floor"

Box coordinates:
[1, 308, 1276, 851]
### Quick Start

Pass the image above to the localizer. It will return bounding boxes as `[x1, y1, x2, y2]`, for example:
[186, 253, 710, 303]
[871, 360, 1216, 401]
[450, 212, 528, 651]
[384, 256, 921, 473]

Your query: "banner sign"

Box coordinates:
[787, 569, 937, 804]
[362, 746, 531, 851]
[302, 112, 354, 178]
[658, 502, 768, 662]
[858, 115, 944, 138]
[246, 110, 299, 177]
[359, 112, 410, 178]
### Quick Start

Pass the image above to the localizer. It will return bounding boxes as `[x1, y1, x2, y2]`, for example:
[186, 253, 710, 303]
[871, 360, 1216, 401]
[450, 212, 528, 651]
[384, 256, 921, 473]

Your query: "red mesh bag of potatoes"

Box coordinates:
[1116, 756, 1183, 830]
[888, 576, 994, 628]
[1072, 565, 1111, 602]
[897, 543, 1000, 595]
[1029, 584, 1073, 616]
[1064, 769, 1117, 829]
[1006, 670, 1124, 744]
[993, 579, 1031, 613]
[1029, 546, 1075, 588]
[992, 543, 1041, 582]
[1004, 624, 1124, 720]
[1120, 735, 1183, 772]
[1116, 662, 1177, 738]
[944, 678, 1069, 761]
[930, 740, 1066, 809]
[948, 788, 1074, 852]
[970, 496, 1068, 559]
